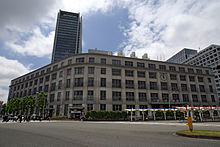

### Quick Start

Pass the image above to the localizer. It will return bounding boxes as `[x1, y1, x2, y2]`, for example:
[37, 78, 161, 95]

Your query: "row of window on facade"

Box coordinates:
[13, 56, 210, 85]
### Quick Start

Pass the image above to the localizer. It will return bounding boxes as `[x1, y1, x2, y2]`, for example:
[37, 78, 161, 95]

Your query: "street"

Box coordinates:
[0, 120, 219, 147]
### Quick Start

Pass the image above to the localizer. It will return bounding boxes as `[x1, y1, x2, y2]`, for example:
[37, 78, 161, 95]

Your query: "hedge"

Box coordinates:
[85, 110, 127, 120]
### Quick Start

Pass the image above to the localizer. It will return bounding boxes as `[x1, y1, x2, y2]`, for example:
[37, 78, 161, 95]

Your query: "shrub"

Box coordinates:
[85, 110, 127, 120]
[155, 110, 163, 117]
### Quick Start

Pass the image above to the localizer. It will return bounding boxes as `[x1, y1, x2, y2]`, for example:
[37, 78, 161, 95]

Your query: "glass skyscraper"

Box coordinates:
[51, 10, 82, 63]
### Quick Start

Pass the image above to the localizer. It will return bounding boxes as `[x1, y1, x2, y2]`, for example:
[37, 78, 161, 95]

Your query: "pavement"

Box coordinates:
[0, 120, 220, 147]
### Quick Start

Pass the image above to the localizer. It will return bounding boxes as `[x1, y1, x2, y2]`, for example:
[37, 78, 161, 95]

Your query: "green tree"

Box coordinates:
[36, 91, 47, 116]
[22, 96, 36, 115]
[0, 103, 7, 114]
[7, 97, 22, 115]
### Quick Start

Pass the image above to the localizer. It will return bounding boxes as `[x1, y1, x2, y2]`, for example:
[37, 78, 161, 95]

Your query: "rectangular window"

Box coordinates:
[112, 79, 121, 88]
[182, 94, 189, 102]
[189, 76, 195, 82]
[125, 70, 134, 76]
[112, 59, 121, 65]
[148, 64, 156, 69]
[161, 82, 168, 90]
[181, 84, 187, 91]
[101, 68, 106, 74]
[162, 93, 169, 102]
[49, 94, 55, 102]
[196, 69, 203, 74]
[100, 78, 106, 87]
[209, 85, 213, 92]
[172, 94, 179, 102]
[66, 79, 71, 88]
[151, 93, 159, 102]
[113, 105, 122, 111]
[87, 104, 93, 111]
[192, 95, 198, 102]
[34, 79, 38, 85]
[67, 68, 72, 76]
[149, 72, 157, 79]
[73, 91, 83, 100]
[171, 83, 178, 91]
[188, 68, 194, 73]
[137, 71, 145, 77]
[150, 82, 157, 90]
[190, 84, 197, 92]
[29, 81, 33, 86]
[100, 91, 106, 100]
[112, 69, 121, 76]
[179, 67, 185, 72]
[89, 57, 95, 63]
[125, 61, 133, 67]
[137, 62, 145, 67]
[138, 81, 146, 89]
[201, 95, 207, 102]
[139, 93, 147, 101]
[75, 67, 84, 74]
[211, 95, 215, 102]
[44, 85, 48, 92]
[208, 78, 212, 83]
[65, 91, 70, 100]
[56, 105, 60, 116]
[46, 67, 51, 73]
[58, 80, 62, 89]
[169, 66, 176, 71]
[88, 77, 94, 87]
[159, 65, 166, 70]
[88, 91, 94, 100]
[112, 91, 121, 101]
[53, 65, 58, 70]
[170, 74, 177, 80]
[88, 67, 94, 74]
[198, 77, 204, 82]
[180, 75, 186, 81]
[199, 85, 205, 92]
[57, 92, 61, 101]
[126, 80, 134, 88]
[100, 104, 106, 111]
[74, 78, 84, 87]
[50, 82, 56, 91]
[126, 105, 135, 109]
[101, 58, 106, 64]
[126, 92, 135, 101]
[59, 71, 63, 78]
[68, 59, 72, 65]
[45, 75, 50, 82]
[52, 73, 57, 80]
[76, 57, 84, 63]
[64, 104, 68, 116]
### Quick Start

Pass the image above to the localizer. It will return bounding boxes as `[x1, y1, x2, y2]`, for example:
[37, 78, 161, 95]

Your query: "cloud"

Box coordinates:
[119, 0, 220, 60]
[0, 56, 30, 103]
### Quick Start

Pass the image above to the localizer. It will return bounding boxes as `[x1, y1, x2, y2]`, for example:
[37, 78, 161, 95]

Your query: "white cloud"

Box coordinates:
[119, 0, 220, 60]
[0, 56, 30, 103]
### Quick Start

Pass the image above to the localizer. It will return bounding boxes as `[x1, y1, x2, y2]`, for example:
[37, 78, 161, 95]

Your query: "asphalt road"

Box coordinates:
[0, 121, 220, 147]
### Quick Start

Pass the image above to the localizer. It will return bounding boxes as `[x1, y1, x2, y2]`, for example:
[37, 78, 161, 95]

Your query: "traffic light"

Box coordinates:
[185, 117, 193, 132]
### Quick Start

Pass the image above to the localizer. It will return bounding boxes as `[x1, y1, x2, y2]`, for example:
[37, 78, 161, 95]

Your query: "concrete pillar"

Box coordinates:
[130, 109, 133, 121]
[142, 110, 145, 121]
[153, 111, 156, 121]
[190, 111, 194, 121]
[199, 111, 203, 122]
[163, 111, 166, 120]
[174, 111, 177, 120]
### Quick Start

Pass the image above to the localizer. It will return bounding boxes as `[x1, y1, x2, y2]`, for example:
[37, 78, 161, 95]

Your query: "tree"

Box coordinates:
[36, 91, 47, 117]
[7, 97, 22, 115]
[0, 103, 7, 114]
[22, 96, 36, 115]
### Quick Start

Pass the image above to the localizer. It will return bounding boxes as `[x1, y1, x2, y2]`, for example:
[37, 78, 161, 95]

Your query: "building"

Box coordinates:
[167, 48, 197, 64]
[183, 44, 220, 100]
[8, 51, 218, 118]
[51, 10, 82, 63]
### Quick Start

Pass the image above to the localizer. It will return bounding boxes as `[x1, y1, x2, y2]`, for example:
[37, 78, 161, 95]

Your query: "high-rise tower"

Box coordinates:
[51, 10, 82, 63]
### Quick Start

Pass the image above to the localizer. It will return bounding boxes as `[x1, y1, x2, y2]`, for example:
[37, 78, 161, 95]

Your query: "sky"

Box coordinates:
[0, 0, 220, 103]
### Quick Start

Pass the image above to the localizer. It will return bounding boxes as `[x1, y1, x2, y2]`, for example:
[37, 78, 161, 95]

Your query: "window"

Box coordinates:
[169, 66, 176, 71]
[126, 92, 135, 101]
[150, 82, 157, 90]
[190, 84, 197, 92]
[89, 57, 95, 63]
[162, 93, 169, 102]
[88, 77, 94, 87]
[58, 80, 62, 89]
[179, 67, 185, 72]
[209, 85, 213, 92]
[112, 79, 121, 88]
[125, 70, 133, 76]
[199, 85, 205, 92]
[50, 82, 56, 91]
[87, 104, 93, 111]
[126, 105, 135, 109]
[172, 94, 179, 102]
[100, 91, 106, 100]
[100, 78, 106, 87]
[170, 74, 177, 80]
[75, 67, 84, 74]
[159, 65, 166, 70]
[208, 78, 212, 83]
[29, 81, 33, 86]
[201, 95, 207, 102]
[67, 68, 72, 76]
[137, 62, 145, 67]
[138, 81, 146, 89]
[180, 75, 186, 81]
[101, 68, 106, 74]
[52, 73, 57, 80]
[66, 79, 71, 88]
[151, 93, 159, 102]
[45, 75, 50, 82]
[49, 94, 55, 102]
[87, 91, 94, 100]
[64, 104, 68, 116]
[40, 70, 45, 75]
[101, 58, 106, 64]
[65, 91, 70, 100]
[196, 69, 203, 74]
[53, 65, 58, 70]
[192, 95, 198, 102]
[44, 85, 49, 92]
[38, 86, 42, 92]
[61, 62, 64, 67]
[76, 57, 84, 63]
[211, 95, 215, 102]
[100, 104, 106, 111]
[182, 94, 189, 102]
[171, 83, 178, 91]
[112, 91, 121, 101]
[56, 105, 60, 116]
[113, 105, 122, 111]
[205, 70, 209, 75]
[59, 71, 63, 78]
[25, 82, 28, 88]
[74, 78, 83, 87]
[198, 77, 204, 82]
[68, 59, 72, 65]
[73, 91, 83, 100]
[33, 88, 37, 95]
[112, 69, 121, 76]
[148, 64, 156, 69]
[188, 68, 194, 73]
[57, 92, 61, 101]
[126, 80, 134, 88]
[125, 61, 133, 66]
[181, 84, 187, 91]
[112, 59, 121, 65]
[139, 93, 147, 101]
[189, 76, 195, 82]
[137, 71, 145, 77]
[149, 72, 157, 79]
[34, 79, 38, 85]
[88, 67, 94, 74]
[161, 82, 168, 90]
[46, 67, 51, 73]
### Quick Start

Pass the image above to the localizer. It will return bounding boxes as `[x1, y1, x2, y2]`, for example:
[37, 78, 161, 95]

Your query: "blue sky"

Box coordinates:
[1, 0, 220, 102]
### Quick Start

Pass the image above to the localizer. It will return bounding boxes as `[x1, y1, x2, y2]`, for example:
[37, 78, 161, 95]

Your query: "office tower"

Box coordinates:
[51, 10, 82, 63]
[183, 44, 220, 99]
[167, 48, 197, 64]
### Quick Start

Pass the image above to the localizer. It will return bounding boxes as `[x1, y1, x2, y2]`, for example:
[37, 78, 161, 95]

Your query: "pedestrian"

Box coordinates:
[18, 115, 22, 123]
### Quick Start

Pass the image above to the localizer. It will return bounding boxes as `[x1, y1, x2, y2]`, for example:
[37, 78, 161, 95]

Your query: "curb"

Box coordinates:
[176, 132, 220, 140]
